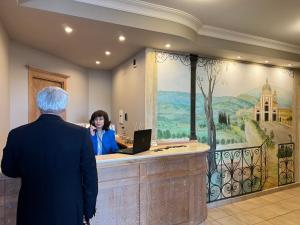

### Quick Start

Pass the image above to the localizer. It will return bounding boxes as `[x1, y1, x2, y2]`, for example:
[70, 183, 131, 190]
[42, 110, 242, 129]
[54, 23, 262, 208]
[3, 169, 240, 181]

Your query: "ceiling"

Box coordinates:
[142, 0, 300, 46]
[0, 0, 300, 70]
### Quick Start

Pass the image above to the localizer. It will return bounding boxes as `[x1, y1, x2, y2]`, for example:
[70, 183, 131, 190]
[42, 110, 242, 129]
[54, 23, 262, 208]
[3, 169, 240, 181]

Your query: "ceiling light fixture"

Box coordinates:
[288, 64, 292, 67]
[96, 61, 101, 64]
[265, 60, 269, 63]
[64, 26, 73, 34]
[165, 43, 171, 48]
[119, 35, 126, 42]
[105, 51, 111, 56]
[237, 56, 241, 59]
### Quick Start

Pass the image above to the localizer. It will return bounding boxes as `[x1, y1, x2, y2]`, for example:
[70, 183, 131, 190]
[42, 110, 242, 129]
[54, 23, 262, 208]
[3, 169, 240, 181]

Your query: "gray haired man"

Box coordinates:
[2, 86, 98, 225]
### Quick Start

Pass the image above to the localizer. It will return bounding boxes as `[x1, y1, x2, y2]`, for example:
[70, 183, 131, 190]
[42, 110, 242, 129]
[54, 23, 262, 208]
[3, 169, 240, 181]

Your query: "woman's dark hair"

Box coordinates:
[89, 110, 111, 130]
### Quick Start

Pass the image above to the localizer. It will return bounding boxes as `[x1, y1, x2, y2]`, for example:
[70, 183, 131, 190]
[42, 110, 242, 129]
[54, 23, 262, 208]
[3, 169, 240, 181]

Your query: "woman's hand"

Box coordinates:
[89, 125, 96, 136]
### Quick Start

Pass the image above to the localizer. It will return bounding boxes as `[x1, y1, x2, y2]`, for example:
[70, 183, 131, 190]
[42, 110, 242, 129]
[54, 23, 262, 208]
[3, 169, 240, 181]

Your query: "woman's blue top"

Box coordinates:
[90, 129, 119, 155]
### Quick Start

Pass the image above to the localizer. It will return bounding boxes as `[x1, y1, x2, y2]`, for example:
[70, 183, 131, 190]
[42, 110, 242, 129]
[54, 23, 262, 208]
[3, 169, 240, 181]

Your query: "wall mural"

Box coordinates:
[156, 52, 191, 141]
[156, 51, 294, 191]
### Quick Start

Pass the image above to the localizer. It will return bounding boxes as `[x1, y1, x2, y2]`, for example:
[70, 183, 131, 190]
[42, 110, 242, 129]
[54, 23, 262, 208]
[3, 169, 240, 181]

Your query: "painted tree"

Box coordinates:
[196, 58, 225, 169]
[218, 112, 228, 125]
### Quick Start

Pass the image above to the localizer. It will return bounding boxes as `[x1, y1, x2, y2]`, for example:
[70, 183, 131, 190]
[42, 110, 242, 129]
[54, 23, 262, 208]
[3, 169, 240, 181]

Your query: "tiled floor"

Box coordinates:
[205, 186, 300, 225]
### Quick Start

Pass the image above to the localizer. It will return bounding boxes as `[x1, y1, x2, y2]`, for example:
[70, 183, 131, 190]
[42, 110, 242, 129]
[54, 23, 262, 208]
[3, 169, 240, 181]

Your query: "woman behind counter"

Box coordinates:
[89, 110, 119, 155]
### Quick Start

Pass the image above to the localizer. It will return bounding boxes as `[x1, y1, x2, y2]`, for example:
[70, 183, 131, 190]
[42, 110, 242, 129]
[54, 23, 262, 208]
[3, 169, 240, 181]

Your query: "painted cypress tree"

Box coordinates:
[197, 58, 225, 170]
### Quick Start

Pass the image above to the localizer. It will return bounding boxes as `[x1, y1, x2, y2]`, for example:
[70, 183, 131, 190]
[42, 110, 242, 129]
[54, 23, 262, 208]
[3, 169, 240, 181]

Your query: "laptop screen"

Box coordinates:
[132, 129, 152, 153]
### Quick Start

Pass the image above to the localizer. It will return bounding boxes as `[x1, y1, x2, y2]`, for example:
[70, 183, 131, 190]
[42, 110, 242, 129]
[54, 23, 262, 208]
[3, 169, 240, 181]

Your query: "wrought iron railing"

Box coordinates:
[278, 143, 295, 186]
[206, 139, 269, 203]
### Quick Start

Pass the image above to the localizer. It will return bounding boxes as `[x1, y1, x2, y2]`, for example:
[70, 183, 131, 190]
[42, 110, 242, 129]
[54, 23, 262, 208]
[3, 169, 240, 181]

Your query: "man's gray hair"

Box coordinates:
[36, 86, 69, 113]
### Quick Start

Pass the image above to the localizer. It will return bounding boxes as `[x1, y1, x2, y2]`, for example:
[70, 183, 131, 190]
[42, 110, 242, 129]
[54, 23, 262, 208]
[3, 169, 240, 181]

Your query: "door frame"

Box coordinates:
[28, 65, 69, 122]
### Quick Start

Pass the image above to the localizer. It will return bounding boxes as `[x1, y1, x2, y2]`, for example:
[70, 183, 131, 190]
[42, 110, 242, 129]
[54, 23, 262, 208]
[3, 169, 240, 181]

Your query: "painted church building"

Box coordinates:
[254, 79, 278, 122]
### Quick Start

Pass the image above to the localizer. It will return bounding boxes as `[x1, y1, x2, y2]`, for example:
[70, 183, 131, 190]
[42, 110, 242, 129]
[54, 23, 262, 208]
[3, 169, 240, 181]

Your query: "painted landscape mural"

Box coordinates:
[156, 53, 294, 190]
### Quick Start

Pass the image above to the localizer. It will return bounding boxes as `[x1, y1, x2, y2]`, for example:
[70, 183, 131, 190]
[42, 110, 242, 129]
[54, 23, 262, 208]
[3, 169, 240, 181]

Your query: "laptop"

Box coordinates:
[117, 129, 152, 155]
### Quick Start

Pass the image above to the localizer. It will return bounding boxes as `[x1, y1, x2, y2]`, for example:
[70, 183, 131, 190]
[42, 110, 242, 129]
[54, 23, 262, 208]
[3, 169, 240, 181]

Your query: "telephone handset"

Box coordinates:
[90, 121, 97, 133]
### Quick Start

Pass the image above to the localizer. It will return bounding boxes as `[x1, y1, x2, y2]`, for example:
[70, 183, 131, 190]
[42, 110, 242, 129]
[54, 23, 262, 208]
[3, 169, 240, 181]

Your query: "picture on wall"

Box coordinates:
[156, 52, 294, 191]
[196, 60, 293, 149]
[156, 53, 191, 140]
[196, 60, 293, 189]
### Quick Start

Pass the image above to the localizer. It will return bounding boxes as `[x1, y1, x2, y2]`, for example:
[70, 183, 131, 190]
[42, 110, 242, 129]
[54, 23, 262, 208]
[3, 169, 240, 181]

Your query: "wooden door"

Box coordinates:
[28, 66, 68, 122]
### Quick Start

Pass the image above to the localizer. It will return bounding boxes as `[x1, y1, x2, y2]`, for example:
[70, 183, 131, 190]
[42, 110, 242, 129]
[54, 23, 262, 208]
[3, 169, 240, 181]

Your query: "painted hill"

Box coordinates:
[158, 91, 256, 122]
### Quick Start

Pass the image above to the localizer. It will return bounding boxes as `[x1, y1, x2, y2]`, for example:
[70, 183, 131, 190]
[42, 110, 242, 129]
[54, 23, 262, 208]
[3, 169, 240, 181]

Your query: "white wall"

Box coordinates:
[9, 41, 112, 128]
[88, 69, 112, 120]
[112, 50, 146, 138]
[0, 22, 9, 151]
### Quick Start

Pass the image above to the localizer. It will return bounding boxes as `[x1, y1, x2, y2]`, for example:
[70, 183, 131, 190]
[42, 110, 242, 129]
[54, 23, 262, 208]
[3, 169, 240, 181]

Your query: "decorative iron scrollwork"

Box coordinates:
[278, 143, 294, 186]
[206, 140, 269, 203]
[155, 50, 190, 66]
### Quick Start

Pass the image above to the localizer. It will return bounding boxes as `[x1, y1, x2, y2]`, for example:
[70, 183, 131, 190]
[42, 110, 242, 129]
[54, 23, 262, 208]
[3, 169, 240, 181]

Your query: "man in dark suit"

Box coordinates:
[1, 86, 98, 225]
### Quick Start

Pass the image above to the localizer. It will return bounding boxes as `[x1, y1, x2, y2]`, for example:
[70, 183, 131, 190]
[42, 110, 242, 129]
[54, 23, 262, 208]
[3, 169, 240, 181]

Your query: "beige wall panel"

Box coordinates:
[88, 69, 112, 119]
[111, 49, 146, 138]
[0, 22, 9, 159]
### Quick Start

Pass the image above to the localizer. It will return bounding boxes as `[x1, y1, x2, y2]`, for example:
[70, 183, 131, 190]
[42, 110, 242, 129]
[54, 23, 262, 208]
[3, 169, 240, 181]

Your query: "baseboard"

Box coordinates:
[207, 182, 300, 208]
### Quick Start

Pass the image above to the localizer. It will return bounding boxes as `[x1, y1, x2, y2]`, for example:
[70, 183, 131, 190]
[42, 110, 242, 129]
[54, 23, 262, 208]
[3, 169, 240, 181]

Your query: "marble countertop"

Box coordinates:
[96, 142, 209, 165]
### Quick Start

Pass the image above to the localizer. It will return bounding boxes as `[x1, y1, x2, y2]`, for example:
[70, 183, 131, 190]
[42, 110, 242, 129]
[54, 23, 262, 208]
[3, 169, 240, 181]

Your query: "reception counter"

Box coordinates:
[0, 142, 209, 225]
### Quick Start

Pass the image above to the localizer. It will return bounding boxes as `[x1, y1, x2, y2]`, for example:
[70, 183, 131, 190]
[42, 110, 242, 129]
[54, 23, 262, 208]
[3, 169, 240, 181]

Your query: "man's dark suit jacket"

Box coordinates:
[1, 114, 98, 225]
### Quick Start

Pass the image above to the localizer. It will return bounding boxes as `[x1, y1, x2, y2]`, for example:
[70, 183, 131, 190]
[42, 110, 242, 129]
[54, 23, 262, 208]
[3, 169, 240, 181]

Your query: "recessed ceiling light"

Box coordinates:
[105, 51, 111, 56]
[119, 35, 126, 42]
[64, 26, 73, 34]
[237, 56, 241, 59]
[165, 43, 171, 48]
[96, 61, 101, 64]
[265, 60, 269, 63]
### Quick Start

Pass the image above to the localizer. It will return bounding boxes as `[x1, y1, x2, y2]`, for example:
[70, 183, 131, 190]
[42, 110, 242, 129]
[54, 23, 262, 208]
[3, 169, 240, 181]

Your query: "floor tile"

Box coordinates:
[218, 204, 245, 215]
[255, 221, 274, 225]
[216, 216, 244, 225]
[208, 187, 300, 225]
[203, 219, 222, 225]
[208, 207, 230, 220]
[232, 212, 264, 225]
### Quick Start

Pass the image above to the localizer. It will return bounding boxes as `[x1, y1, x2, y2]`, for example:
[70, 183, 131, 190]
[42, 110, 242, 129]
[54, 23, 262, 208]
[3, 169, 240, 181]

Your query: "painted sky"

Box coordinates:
[199, 62, 293, 97]
[157, 59, 293, 98]
[157, 58, 190, 92]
